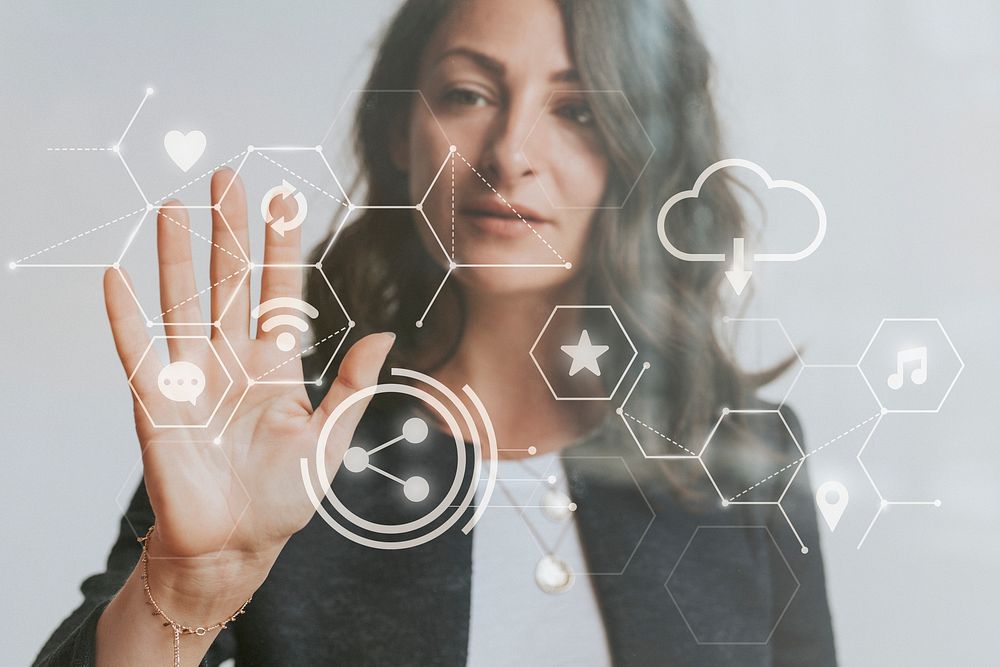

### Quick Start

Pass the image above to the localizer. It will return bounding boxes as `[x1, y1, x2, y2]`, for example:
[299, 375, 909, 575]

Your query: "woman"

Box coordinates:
[35, 0, 836, 665]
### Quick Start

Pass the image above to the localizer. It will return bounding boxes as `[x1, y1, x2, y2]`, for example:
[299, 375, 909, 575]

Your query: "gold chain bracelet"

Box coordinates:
[137, 525, 253, 667]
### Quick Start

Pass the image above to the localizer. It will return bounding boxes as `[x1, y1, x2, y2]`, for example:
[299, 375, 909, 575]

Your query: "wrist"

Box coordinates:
[143, 530, 282, 622]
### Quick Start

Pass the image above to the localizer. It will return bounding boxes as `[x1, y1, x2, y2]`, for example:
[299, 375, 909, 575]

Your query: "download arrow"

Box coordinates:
[724, 237, 752, 296]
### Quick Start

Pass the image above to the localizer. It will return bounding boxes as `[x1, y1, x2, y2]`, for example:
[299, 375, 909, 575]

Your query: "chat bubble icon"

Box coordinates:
[157, 361, 206, 406]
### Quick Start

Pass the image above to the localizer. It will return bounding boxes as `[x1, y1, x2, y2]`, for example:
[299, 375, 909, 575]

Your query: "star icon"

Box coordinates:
[561, 329, 610, 377]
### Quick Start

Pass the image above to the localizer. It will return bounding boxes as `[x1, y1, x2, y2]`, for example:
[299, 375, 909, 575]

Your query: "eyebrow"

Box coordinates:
[433, 46, 579, 83]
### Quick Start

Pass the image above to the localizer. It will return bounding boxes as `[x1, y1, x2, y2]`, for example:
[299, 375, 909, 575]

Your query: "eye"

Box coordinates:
[555, 100, 595, 127]
[441, 87, 491, 108]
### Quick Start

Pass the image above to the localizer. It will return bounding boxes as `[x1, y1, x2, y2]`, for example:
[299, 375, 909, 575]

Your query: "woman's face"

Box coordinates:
[395, 0, 609, 297]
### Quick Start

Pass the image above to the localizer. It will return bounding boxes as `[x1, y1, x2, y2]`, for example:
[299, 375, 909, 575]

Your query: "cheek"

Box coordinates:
[406, 106, 456, 202]
[524, 124, 609, 210]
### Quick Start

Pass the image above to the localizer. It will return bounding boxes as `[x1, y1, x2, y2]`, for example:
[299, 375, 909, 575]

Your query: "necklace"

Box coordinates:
[495, 456, 577, 594]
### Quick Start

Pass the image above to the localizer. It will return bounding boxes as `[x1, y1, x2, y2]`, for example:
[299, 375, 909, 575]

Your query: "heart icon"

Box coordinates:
[163, 130, 206, 172]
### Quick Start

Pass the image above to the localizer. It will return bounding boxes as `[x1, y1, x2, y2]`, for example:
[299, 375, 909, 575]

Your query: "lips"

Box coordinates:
[460, 198, 551, 239]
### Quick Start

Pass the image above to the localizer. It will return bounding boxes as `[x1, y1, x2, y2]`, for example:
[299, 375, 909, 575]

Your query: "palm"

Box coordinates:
[105, 168, 392, 560]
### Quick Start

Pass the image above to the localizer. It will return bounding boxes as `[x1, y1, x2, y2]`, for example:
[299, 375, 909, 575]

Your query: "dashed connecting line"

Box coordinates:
[617, 360, 886, 555]
[727, 412, 881, 502]
[153, 267, 247, 321]
[46, 147, 114, 152]
[450, 154, 456, 259]
[254, 325, 349, 381]
[456, 152, 566, 263]
[412, 146, 572, 328]
[153, 150, 247, 205]
[159, 211, 247, 264]
[620, 411, 697, 456]
[256, 153, 351, 209]
[14, 206, 146, 264]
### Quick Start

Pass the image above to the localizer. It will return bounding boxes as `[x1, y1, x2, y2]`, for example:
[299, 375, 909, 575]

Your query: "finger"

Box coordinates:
[309, 333, 396, 473]
[104, 267, 162, 402]
[256, 190, 304, 344]
[156, 202, 204, 357]
[211, 168, 251, 337]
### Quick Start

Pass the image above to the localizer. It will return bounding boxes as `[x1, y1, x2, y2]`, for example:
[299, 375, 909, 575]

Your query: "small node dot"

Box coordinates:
[448, 261, 457, 270]
[721, 499, 730, 507]
[348, 203, 356, 212]
[415, 203, 423, 211]
[721, 407, 730, 415]
[880, 499, 889, 509]
[404, 476, 430, 502]
[212, 203, 220, 211]
[527, 446, 537, 455]
[314, 262, 323, 270]
[246, 145, 255, 152]
[247, 378, 256, 386]
[145, 87, 154, 95]
[146, 203, 154, 212]
[402, 417, 429, 444]
[801, 546, 809, 554]
[212, 321, 221, 328]
[145, 320, 154, 328]
[449, 144, 457, 153]
[112, 262, 120, 270]
[722, 315, 731, 323]
[248, 262, 256, 270]
[347, 320, 356, 328]
[568, 502, 577, 512]
[315, 379, 323, 387]
[314, 145, 323, 152]
[212, 437, 221, 445]
[642, 361, 651, 370]
[563, 262, 572, 270]
[415, 320, 424, 328]
[111, 144, 120, 153]
[933, 499, 941, 507]
[8, 261, 16, 270]
[343, 446, 369, 474]
[547, 475, 557, 485]
[880, 407, 888, 415]
[615, 407, 623, 415]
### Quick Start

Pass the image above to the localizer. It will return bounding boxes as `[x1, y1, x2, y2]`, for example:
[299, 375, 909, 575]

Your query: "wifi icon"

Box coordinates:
[252, 297, 319, 352]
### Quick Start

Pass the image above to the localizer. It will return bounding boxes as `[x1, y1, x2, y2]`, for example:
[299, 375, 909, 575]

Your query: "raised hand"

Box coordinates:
[103, 167, 391, 565]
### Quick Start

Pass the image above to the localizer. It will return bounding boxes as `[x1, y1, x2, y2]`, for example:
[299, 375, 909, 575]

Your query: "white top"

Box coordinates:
[467, 452, 612, 666]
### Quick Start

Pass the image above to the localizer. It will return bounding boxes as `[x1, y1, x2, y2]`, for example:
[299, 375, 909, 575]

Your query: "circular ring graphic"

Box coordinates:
[301, 368, 497, 550]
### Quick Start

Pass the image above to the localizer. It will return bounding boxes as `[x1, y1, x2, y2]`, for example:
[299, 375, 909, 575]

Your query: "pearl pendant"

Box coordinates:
[542, 488, 572, 521]
[535, 554, 574, 594]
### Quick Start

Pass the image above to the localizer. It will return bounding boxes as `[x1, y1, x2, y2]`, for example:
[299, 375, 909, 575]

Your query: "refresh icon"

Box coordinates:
[261, 179, 308, 236]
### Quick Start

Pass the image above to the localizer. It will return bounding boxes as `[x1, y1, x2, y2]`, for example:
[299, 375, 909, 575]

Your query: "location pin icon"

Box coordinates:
[815, 481, 849, 532]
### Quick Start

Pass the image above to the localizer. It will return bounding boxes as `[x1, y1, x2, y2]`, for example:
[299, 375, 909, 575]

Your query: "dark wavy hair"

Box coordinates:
[304, 0, 790, 497]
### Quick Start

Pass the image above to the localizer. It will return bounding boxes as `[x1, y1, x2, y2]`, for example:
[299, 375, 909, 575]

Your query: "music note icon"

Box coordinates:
[887, 346, 928, 390]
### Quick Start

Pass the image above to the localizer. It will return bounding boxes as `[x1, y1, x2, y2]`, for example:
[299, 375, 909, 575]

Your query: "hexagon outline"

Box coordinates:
[117, 203, 251, 328]
[529, 304, 637, 401]
[114, 440, 252, 559]
[616, 362, 700, 460]
[246, 265, 356, 386]
[664, 524, 800, 645]
[518, 89, 655, 210]
[127, 335, 234, 429]
[856, 317, 964, 414]
[698, 409, 806, 506]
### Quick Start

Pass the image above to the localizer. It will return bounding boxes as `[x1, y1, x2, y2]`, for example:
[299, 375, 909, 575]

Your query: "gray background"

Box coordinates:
[1, 1, 997, 664]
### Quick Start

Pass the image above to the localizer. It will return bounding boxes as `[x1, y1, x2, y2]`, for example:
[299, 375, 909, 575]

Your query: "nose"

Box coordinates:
[478, 97, 537, 186]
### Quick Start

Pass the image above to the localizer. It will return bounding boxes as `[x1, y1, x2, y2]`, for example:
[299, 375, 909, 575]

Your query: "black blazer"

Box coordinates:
[35, 397, 836, 666]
